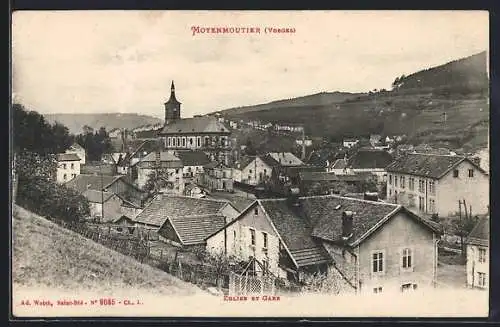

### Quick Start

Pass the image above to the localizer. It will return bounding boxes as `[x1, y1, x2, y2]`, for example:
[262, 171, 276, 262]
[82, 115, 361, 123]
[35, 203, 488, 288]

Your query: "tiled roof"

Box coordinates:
[260, 154, 280, 168]
[466, 216, 489, 247]
[136, 152, 184, 168]
[347, 149, 393, 169]
[176, 150, 211, 166]
[64, 174, 122, 193]
[57, 153, 81, 162]
[82, 189, 115, 203]
[385, 153, 471, 179]
[159, 116, 230, 135]
[268, 152, 304, 167]
[166, 214, 227, 245]
[301, 196, 399, 244]
[259, 199, 331, 267]
[134, 195, 230, 227]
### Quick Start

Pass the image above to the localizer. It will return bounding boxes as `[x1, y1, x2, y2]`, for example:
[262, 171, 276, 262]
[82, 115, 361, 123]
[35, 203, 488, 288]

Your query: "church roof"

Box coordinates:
[159, 116, 231, 135]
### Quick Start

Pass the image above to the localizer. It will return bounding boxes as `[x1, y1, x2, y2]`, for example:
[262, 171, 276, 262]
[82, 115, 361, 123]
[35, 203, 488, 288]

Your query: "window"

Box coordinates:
[189, 138, 193, 145]
[418, 179, 424, 193]
[429, 199, 435, 213]
[182, 138, 186, 147]
[62, 163, 67, 169]
[250, 228, 256, 246]
[263, 169, 267, 176]
[394, 176, 398, 187]
[419, 196, 425, 211]
[409, 177, 415, 190]
[197, 137, 201, 147]
[453, 169, 459, 178]
[254, 207, 258, 215]
[400, 176, 405, 189]
[262, 232, 268, 249]
[389, 175, 392, 185]
[479, 248, 487, 263]
[478, 272, 486, 287]
[71, 173, 76, 178]
[429, 181, 435, 195]
[401, 283, 417, 292]
[249, 169, 253, 174]
[63, 174, 67, 180]
[233, 230, 236, 241]
[468, 169, 474, 178]
[394, 190, 398, 203]
[373, 287, 382, 294]
[402, 248, 412, 269]
[372, 251, 384, 273]
[71, 163, 74, 169]
[167, 137, 171, 147]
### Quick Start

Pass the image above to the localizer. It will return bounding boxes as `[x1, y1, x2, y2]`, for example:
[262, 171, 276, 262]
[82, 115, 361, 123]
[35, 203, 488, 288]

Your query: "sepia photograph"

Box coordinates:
[11, 10, 490, 318]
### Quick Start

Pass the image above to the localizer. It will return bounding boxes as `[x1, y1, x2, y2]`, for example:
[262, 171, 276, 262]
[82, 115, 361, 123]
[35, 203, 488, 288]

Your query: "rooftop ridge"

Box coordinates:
[258, 194, 399, 207]
[410, 152, 465, 158]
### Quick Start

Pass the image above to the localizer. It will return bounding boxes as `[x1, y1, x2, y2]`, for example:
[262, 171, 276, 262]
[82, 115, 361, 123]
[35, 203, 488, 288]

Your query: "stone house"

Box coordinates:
[205, 194, 441, 295]
[386, 153, 489, 217]
[134, 151, 184, 194]
[56, 153, 81, 183]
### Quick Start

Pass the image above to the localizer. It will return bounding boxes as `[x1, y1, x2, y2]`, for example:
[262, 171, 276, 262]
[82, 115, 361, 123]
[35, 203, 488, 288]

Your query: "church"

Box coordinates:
[158, 81, 232, 166]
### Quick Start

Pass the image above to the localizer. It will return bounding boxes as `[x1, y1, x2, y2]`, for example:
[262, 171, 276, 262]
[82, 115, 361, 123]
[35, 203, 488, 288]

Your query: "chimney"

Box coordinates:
[287, 187, 301, 207]
[341, 211, 354, 240]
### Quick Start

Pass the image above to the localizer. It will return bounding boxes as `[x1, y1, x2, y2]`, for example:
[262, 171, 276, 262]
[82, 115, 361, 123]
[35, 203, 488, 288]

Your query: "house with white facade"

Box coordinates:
[65, 142, 86, 165]
[134, 151, 184, 194]
[82, 189, 142, 223]
[386, 153, 489, 217]
[241, 155, 278, 186]
[205, 194, 442, 294]
[465, 216, 489, 290]
[56, 153, 81, 183]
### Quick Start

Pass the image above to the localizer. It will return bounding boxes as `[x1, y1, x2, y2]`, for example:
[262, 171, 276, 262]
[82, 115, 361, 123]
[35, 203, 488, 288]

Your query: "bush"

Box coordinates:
[15, 152, 90, 222]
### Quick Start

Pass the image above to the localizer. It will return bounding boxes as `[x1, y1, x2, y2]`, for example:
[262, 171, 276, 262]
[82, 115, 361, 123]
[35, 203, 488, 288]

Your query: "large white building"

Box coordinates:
[386, 153, 489, 217]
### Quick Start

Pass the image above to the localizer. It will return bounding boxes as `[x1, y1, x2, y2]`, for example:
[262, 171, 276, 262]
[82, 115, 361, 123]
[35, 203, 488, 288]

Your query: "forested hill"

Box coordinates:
[392, 51, 488, 94]
[44, 113, 163, 135]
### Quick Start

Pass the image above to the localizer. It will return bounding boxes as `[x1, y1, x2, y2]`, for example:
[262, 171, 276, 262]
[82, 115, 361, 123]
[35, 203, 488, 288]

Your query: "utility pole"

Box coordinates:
[301, 126, 306, 161]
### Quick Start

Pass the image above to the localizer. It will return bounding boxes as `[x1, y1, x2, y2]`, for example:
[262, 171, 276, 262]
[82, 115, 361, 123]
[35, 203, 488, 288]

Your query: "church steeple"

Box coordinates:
[164, 80, 181, 125]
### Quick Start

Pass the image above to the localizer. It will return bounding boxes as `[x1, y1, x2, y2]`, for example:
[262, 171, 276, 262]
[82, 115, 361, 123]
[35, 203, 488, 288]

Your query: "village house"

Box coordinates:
[65, 173, 147, 207]
[65, 142, 86, 165]
[298, 171, 375, 195]
[327, 149, 393, 183]
[133, 195, 240, 248]
[158, 82, 232, 166]
[82, 189, 142, 222]
[465, 216, 489, 290]
[205, 194, 441, 294]
[117, 139, 164, 178]
[385, 153, 489, 217]
[241, 153, 305, 186]
[201, 161, 234, 192]
[134, 151, 184, 194]
[175, 150, 211, 187]
[343, 138, 359, 148]
[56, 153, 81, 183]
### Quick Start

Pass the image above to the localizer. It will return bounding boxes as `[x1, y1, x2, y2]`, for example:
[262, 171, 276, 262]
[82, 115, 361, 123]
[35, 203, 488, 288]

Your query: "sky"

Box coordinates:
[12, 11, 489, 119]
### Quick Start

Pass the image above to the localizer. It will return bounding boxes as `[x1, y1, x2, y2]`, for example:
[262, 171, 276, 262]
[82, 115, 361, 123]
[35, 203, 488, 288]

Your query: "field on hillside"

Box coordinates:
[11, 205, 201, 296]
[227, 94, 489, 152]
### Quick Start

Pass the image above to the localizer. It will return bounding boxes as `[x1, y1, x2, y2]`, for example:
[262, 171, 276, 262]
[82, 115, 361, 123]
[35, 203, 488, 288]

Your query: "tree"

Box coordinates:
[143, 170, 175, 197]
[13, 103, 73, 155]
[244, 139, 257, 156]
[301, 271, 341, 295]
[74, 126, 112, 161]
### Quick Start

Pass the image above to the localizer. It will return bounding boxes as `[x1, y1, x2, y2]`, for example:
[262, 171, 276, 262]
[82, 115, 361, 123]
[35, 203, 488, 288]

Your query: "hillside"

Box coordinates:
[217, 91, 365, 116]
[44, 113, 163, 135]
[394, 51, 488, 93]
[221, 51, 489, 152]
[12, 205, 201, 296]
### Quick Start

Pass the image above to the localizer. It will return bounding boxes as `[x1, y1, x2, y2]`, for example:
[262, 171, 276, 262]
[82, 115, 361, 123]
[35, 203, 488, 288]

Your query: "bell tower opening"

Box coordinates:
[164, 80, 181, 125]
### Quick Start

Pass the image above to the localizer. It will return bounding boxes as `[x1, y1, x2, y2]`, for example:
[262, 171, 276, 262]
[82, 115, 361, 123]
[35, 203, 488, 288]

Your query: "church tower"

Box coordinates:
[164, 81, 181, 125]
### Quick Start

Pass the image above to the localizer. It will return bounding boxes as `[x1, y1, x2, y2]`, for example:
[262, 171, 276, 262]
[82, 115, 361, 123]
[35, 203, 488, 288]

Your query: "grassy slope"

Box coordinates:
[44, 113, 163, 135]
[12, 205, 202, 296]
